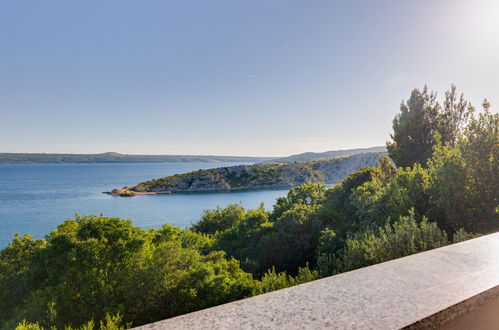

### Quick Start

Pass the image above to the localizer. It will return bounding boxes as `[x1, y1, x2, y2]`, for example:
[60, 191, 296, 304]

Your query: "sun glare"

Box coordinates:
[459, 0, 499, 47]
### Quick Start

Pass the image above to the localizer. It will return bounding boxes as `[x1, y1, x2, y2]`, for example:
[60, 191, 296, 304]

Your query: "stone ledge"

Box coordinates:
[135, 233, 499, 329]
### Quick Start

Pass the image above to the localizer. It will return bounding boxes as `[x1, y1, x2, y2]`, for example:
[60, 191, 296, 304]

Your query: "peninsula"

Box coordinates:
[106, 152, 384, 196]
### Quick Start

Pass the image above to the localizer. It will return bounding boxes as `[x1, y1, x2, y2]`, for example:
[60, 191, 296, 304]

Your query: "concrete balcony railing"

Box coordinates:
[136, 233, 499, 329]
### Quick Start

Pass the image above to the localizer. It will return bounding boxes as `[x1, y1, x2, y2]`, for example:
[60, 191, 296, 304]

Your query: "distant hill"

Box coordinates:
[262, 146, 387, 164]
[107, 152, 384, 195]
[0, 152, 274, 164]
[0, 147, 387, 164]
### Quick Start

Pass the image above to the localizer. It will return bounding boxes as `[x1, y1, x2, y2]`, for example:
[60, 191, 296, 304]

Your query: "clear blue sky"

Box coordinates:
[1, 0, 498, 156]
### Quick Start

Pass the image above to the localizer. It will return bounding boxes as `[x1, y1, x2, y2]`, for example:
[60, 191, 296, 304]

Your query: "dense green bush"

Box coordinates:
[322, 209, 449, 275]
[427, 104, 498, 233]
[259, 266, 319, 293]
[212, 184, 327, 275]
[0, 216, 257, 329]
[191, 203, 246, 234]
[15, 314, 129, 330]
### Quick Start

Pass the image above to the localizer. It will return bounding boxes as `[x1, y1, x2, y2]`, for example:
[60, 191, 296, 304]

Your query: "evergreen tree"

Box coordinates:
[387, 85, 472, 167]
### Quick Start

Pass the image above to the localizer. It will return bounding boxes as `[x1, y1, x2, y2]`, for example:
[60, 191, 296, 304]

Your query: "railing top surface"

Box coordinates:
[136, 233, 499, 330]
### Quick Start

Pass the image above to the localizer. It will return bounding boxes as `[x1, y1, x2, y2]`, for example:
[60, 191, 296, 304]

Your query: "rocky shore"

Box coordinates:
[106, 152, 384, 196]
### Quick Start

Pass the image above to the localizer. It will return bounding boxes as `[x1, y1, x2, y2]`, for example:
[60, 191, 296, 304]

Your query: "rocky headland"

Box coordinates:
[106, 152, 384, 196]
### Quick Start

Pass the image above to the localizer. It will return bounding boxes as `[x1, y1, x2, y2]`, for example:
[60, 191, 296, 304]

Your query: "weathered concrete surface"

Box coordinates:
[439, 295, 499, 330]
[135, 233, 499, 330]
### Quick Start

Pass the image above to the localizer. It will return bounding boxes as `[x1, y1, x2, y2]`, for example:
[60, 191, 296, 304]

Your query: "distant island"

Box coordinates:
[0, 152, 273, 164]
[106, 152, 384, 196]
[0, 146, 386, 164]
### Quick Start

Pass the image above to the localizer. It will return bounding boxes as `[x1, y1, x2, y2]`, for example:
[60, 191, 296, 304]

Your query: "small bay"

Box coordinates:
[0, 162, 289, 247]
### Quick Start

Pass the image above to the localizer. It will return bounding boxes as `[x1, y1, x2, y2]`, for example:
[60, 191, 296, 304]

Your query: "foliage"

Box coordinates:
[212, 207, 272, 274]
[387, 85, 472, 167]
[350, 162, 430, 227]
[427, 104, 499, 233]
[211, 185, 327, 275]
[316, 167, 375, 239]
[191, 203, 246, 234]
[254, 204, 322, 274]
[272, 183, 326, 220]
[259, 266, 319, 293]
[330, 210, 448, 274]
[1, 216, 257, 329]
[15, 314, 129, 330]
[452, 228, 481, 244]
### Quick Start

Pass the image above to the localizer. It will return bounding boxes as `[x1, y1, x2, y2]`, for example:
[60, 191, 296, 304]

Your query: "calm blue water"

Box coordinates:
[0, 163, 289, 248]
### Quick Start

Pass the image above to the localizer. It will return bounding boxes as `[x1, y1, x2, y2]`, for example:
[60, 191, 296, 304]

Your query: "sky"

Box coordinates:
[1, 0, 498, 157]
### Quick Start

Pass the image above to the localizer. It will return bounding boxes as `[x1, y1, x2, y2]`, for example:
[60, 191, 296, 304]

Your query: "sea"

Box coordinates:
[0, 162, 290, 248]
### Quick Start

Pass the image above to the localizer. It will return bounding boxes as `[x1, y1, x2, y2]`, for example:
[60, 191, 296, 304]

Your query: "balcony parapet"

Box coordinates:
[136, 233, 499, 329]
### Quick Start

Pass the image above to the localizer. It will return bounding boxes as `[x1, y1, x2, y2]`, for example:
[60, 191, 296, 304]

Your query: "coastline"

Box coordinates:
[103, 185, 295, 197]
[103, 189, 164, 197]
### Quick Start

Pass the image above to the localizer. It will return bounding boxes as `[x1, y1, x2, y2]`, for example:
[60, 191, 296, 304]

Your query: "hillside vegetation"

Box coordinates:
[2, 85, 498, 329]
[119, 152, 384, 195]
[261, 146, 386, 163]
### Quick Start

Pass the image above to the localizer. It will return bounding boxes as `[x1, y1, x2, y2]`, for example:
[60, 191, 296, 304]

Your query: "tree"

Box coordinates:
[191, 203, 246, 234]
[387, 85, 472, 167]
[212, 208, 272, 273]
[317, 167, 376, 239]
[1, 215, 257, 329]
[272, 183, 326, 220]
[428, 102, 499, 233]
[459, 101, 498, 230]
[0, 234, 46, 327]
[256, 204, 322, 274]
[438, 85, 473, 145]
[387, 86, 440, 167]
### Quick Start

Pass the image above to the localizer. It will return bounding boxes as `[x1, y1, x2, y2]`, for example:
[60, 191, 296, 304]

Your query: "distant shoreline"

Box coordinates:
[0, 152, 273, 164]
[0, 147, 386, 164]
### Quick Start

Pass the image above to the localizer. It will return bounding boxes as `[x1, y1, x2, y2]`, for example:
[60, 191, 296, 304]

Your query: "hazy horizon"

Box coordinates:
[0, 145, 386, 158]
[1, 0, 498, 156]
